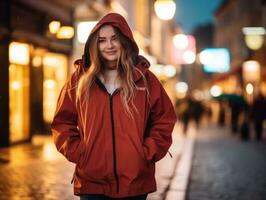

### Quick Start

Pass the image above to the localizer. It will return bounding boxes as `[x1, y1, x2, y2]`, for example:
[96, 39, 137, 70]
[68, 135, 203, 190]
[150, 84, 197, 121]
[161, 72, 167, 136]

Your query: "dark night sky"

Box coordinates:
[174, 0, 224, 34]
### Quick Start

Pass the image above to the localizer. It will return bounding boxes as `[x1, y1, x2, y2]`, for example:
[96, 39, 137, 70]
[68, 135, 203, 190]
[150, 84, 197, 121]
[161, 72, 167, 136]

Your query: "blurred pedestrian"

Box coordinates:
[240, 110, 250, 141]
[191, 98, 204, 129]
[51, 13, 177, 200]
[177, 95, 192, 135]
[251, 92, 266, 141]
[230, 101, 242, 134]
[218, 100, 226, 127]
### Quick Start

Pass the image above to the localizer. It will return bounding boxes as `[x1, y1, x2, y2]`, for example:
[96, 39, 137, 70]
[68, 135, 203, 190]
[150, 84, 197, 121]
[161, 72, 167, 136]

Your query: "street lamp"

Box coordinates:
[242, 60, 260, 83]
[242, 27, 265, 50]
[154, 0, 176, 20]
[173, 34, 189, 50]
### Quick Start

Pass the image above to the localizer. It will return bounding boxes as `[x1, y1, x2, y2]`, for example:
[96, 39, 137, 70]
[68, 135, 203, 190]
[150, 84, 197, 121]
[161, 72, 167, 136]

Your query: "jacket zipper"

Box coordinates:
[109, 94, 119, 193]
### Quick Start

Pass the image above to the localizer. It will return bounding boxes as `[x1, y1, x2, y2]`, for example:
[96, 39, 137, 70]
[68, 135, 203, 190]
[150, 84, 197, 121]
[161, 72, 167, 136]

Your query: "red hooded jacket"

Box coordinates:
[51, 13, 177, 198]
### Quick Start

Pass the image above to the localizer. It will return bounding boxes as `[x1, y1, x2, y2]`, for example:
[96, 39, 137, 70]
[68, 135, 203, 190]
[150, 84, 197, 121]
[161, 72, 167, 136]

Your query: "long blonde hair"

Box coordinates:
[76, 26, 148, 116]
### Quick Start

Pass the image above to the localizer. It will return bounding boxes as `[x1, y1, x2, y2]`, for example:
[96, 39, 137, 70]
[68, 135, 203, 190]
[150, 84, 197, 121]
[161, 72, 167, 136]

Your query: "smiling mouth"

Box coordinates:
[105, 51, 116, 55]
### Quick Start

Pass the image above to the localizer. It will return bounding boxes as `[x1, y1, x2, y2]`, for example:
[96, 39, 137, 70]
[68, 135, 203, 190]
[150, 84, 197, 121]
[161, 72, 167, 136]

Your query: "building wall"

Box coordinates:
[0, 0, 74, 147]
[214, 0, 266, 95]
[214, 0, 263, 68]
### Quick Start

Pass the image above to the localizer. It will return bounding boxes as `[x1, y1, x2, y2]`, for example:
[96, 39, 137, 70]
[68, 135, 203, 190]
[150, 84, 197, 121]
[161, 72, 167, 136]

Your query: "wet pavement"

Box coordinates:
[0, 124, 190, 200]
[187, 124, 266, 200]
[0, 136, 76, 200]
[2, 122, 265, 200]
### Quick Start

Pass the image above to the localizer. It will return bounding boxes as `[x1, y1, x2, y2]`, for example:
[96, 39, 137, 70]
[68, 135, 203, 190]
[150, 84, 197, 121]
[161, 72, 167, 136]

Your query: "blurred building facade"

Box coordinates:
[0, 0, 77, 147]
[188, 24, 214, 92]
[213, 0, 266, 97]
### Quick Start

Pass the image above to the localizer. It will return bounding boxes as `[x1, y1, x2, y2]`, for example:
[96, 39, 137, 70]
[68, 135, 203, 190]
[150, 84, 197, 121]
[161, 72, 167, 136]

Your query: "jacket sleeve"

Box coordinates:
[143, 71, 177, 162]
[51, 74, 85, 164]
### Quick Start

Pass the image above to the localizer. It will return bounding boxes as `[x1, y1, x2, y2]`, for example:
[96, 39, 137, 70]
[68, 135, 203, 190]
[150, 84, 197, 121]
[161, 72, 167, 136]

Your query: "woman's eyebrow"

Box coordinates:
[99, 34, 116, 39]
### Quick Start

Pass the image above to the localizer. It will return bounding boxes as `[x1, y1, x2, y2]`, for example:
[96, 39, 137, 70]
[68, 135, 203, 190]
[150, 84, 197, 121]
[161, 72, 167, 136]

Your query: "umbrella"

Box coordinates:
[213, 93, 248, 107]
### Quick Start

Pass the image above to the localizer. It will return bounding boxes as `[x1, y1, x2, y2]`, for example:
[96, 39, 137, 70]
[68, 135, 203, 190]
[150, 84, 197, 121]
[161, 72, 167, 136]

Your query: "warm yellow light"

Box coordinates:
[49, 21, 61, 34]
[242, 27, 265, 50]
[32, 56, 42, 67]
[243, 60, 260, 72]
[77, 21, 98, 43]
[244, 35, 264, 50]
[9, 42, 30, 65]
[210, 85, 222, 97]
[56, 26, 74, 39]
[173, 34, 189, 50]
[246, 83, 254, 95]
[43, 143, 61, 161]
[43, 53, 67, 123]
[44, 79, 55, 89]
[11, 80, 22, 90]
[43, 53, 65, 68]
[243, 60, 260, 82]
[183, 50, 196, 64]
[154, 0, 176, 20]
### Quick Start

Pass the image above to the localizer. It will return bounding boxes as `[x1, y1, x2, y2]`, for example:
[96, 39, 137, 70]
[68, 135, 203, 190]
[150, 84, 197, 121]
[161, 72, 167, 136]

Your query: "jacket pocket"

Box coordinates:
[76, 143, 110, 182]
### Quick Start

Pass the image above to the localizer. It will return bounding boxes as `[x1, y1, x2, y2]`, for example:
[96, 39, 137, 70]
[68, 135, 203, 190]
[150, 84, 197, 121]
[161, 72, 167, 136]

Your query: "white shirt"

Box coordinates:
[98, 70, 121, 95]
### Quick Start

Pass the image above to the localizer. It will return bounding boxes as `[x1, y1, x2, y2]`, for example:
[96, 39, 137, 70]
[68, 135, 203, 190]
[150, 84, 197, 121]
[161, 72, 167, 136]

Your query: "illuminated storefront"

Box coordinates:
[0, 0, 73, 147]
[42, 53, 67, 123]
[4, 42, 69, 145]
[9, 42, 30, 143]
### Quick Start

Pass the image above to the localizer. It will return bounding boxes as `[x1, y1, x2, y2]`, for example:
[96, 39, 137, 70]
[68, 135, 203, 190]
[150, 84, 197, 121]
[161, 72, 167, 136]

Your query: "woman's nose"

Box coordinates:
[107, 40, 113, 48]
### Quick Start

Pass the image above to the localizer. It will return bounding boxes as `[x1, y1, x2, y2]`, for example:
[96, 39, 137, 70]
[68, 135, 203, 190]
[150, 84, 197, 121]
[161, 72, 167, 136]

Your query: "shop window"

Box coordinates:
[9, 42, 30, 143]
[43, 53, 67, 123]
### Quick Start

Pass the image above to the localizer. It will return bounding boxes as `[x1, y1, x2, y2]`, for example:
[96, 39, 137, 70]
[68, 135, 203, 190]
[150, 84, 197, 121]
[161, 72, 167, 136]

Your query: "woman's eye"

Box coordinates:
[98, 40, 105, 43]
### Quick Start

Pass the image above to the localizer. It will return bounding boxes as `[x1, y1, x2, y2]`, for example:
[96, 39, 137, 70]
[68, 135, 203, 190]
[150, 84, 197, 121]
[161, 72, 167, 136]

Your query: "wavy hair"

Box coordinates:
[76, 25, 149, 116]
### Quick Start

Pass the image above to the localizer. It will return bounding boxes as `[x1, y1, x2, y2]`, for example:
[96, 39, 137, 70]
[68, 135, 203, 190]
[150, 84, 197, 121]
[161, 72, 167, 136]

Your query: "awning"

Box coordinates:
[212, 66, 242, 83]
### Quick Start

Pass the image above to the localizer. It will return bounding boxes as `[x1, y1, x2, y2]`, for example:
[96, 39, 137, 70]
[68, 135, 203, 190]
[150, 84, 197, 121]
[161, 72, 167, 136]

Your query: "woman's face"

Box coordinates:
[98, 25, 121, 68]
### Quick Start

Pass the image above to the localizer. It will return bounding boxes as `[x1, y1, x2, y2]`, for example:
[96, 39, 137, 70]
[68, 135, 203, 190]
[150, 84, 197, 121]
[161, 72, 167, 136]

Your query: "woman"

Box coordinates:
[51, 13, 177, 200]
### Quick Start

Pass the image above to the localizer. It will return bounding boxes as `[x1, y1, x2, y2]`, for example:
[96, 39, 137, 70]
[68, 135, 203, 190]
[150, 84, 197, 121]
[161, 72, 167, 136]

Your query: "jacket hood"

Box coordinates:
[83, 13, 139, 68]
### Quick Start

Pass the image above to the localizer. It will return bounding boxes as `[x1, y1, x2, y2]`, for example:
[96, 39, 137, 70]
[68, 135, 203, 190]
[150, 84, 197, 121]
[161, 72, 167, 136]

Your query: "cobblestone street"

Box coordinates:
[187, 124, 266, 200]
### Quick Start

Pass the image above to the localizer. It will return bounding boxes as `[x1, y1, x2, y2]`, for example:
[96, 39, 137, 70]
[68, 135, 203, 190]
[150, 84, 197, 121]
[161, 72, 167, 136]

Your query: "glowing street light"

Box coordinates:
[56, 26, 74, 39]
[210, 85, 222, 97]
[242, 27, 265, 50]
[154, 0, 176, 20]
[183, 50, 196, 64]
[49, 21, 61, 34]
[242, 60, 260, 83]
[246, 83, 254, 95]
[173, 34, 189, 50]
[172, 35, 196, 65]
[175, 82, 188, 93]
[9, 42, 30, 65]
[164, 65, 176, 78]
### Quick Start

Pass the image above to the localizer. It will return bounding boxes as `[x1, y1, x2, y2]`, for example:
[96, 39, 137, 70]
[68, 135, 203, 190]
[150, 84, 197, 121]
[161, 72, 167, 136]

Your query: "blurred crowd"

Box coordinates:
[175, 92, 266, 141]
